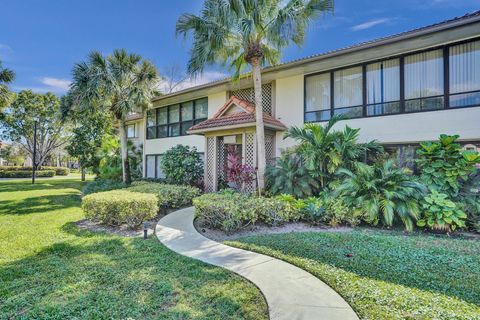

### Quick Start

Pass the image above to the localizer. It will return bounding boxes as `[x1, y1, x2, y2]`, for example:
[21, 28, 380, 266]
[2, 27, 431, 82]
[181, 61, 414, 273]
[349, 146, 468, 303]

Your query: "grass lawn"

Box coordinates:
[0, 179, 267, 320]
[227, 230, 480, 320]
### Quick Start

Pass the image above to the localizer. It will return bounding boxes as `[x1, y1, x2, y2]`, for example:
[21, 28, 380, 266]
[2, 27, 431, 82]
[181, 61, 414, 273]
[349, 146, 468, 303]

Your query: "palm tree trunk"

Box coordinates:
[119, 120, 132, 185]
[251, 58, 266, 191]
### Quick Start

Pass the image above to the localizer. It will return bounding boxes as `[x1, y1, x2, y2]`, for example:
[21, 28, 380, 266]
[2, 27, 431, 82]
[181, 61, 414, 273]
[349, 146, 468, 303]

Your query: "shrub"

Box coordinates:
[336, 160, 426, 231]
[0, 170, 55, 178]
[416, 134, 480, 197]
[459, 173, 480, 232]
[82, 179, 127, 195]
[193, 192, 302, 232]
[266, 154, 318, 198]
[48, 167, 70, 176]
[82, 190, 158, 228]
[417, 190, 467, 233]
[160, 145, 203, 185]
[321, 192, 361, 227]
[0, 166, 69, 175]
[127, 181, 201, 209]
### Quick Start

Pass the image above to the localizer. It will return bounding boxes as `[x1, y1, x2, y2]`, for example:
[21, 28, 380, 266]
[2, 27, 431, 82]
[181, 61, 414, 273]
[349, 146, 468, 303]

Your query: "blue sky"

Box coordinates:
[0, 0, 478, 95]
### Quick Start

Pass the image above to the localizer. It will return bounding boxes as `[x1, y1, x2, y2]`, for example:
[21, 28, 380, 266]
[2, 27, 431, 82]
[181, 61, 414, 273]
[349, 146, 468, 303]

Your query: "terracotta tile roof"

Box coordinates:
[188, 96, 287, 133]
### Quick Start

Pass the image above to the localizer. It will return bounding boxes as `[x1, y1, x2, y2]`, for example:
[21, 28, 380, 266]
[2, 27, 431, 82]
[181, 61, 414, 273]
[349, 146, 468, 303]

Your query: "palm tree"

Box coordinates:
[69, 49, 159, 184]
[284, 115, 382, 188]
[176, 0, 333, 190]
[0, 60, 15, 111]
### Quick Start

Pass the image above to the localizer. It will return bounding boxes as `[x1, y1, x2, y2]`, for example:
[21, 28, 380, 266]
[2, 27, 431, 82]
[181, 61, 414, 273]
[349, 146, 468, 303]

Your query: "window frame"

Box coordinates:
[304, 37, 480, 123]
[146, 98, 208, 140]
[126, 123, 137, 138]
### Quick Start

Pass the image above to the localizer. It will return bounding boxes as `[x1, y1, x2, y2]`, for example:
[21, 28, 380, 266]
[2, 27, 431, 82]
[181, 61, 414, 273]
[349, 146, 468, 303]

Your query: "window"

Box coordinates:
[145, 154, 164, 179]
[333, 66, 363, 118]
[366, 59, 400, 116]
[127, 124, 136, 138]
[305, 73, 331, 122]
[404, 49, 444, 112]
[146, 98, 208, 139]
[449, 40, 480, 108]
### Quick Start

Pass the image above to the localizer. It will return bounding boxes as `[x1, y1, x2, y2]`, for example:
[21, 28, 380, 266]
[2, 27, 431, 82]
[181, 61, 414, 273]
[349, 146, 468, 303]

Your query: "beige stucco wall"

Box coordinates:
[127, 119, 144, 148]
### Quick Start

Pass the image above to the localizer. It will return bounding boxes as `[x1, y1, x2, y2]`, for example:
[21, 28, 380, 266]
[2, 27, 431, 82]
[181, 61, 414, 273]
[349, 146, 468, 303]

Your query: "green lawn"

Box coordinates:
[0, 179, 267, 320]
[227, 230, 480, 320]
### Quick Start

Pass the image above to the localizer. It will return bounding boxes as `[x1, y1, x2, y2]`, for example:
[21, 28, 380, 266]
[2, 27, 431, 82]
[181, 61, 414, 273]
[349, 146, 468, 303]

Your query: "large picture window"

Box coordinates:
[449, 40, 480, 108]
[366, 59, 400, 116]
[145, 154, 164, 179]
[147, 98, 208, 139]
[304, 38, 480, 123]
[404, 49, 444, 112]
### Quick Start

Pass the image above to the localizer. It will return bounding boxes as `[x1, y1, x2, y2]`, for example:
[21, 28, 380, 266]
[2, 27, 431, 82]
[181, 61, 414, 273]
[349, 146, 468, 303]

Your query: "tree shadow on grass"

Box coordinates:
[0, 231, 268, 320]
[0, 192, 81, 215]
[229, 231, 480, 307]
[0, 179, 86, 193]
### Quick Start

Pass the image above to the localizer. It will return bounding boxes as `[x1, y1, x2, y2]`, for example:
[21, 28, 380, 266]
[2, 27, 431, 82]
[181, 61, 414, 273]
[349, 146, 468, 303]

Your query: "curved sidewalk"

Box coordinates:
[156, 207, 358, 320]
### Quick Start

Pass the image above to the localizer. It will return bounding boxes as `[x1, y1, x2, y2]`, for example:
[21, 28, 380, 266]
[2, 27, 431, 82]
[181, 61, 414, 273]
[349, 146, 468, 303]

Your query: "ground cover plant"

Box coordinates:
[0, 178, 267, 319]
[227, 230, 480, 319]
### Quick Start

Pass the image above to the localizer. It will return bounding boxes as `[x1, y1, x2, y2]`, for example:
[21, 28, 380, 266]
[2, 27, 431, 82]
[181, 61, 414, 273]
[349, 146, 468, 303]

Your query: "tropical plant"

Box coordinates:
[335, 160, 426, 231]
[458, 173, 480, 233]
[160, 145, 203, 186]
[0, 60, 15, 113]
[265, 153, 318, 198]
[69, 49, 159, 184]
[320, 191, 361, 227]
[416, 134, 480, 197]
[176, 0, 334, 190]
[2, 90, 69, 168]
[224, 145, 255, 193]
[285, 115, 382, 188]
[417, 190, 467, 233]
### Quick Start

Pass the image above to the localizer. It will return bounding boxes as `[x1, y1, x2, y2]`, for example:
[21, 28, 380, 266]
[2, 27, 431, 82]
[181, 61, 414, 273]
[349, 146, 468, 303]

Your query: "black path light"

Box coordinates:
[143, 221, 149, 240]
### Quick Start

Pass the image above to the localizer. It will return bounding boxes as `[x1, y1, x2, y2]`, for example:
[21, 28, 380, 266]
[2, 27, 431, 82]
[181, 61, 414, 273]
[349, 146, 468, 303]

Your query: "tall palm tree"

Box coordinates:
[0, 60, 15, 111]
[176, 0, 333, 190]
[69, 49, 159, 184]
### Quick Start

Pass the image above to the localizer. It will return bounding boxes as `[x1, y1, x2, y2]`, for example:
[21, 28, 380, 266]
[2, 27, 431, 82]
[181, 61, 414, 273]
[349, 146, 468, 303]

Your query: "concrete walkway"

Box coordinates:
[156, 207, 358, 320]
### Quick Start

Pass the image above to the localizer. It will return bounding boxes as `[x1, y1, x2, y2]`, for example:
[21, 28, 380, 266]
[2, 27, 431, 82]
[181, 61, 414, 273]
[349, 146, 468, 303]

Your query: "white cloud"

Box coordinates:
[40, 77, 71, 92]
[0, 43, 14, 61]
[158, 71, 228, 94]
[352, 18, 389, 31]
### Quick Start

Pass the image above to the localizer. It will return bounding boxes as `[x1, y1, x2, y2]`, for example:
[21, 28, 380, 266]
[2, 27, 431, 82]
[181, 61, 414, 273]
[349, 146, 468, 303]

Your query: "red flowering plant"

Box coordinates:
[225, 145, 256, 193]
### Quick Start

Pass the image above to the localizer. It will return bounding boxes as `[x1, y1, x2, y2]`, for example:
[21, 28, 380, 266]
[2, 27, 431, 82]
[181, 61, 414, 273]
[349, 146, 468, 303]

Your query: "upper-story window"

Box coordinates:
[404, 49, 444, 112]
[449, 40, 480, 108]
[127, 124, 137, 138]
[366, 58, 400, 116]
[304, 38, 480, 123]
[146, 98, 208, 139]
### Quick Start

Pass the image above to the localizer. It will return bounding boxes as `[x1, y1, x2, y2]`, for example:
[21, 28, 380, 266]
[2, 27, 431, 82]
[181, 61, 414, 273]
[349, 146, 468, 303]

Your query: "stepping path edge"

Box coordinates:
[156, 207, 359, 320]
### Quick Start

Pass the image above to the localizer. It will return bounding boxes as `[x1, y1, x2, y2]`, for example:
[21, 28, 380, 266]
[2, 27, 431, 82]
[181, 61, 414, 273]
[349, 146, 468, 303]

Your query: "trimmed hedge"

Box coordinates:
[128, 181, 201, 209]
[193, 192, 302, 232]
[82, 179, 127, 195]
[82, 190, 158, 228]
[0, 166, 69, 176]
[0, 170, 55, 178]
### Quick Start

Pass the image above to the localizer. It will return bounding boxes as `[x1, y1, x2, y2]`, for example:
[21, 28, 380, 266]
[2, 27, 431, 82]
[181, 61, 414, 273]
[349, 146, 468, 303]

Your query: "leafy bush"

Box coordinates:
[225, 145, 255, 193]
[82, 190, 158, 228]
[321, 192, 361, 227]
[193, 192, 302, 232]
[336, 160, 426, 231]
[417, 190, 467, 232]
[49, 167, 70, 176]
[459, 174, 480, 232]
[82, 179, 127, 195]
[0, 170, 55, 178]
[416, 134, 480, 197]
[0, 166, 69, 175]
[160, 145, 203, 185]
[128, 181, 201, 209]
[266, 154, 318, 198]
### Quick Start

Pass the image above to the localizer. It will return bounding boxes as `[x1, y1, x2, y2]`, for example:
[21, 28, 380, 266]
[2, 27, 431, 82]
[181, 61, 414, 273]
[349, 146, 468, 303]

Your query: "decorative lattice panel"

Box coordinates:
[204, 137, 216, 193]
[230, 83, 272, 115]
[216, 137, 225, 185]
[265, 135, 275, 166]
[243, 132, 257, 193]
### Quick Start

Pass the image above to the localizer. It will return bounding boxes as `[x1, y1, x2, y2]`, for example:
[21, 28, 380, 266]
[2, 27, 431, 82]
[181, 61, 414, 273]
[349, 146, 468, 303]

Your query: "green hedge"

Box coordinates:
[0, 166, 69, 176]
[0, 170, 55, 178]
[127, 181, 201, 209]
[82, 179, 127, 195]
[193, 192, 302, 232]
[82, 190, 158, 228]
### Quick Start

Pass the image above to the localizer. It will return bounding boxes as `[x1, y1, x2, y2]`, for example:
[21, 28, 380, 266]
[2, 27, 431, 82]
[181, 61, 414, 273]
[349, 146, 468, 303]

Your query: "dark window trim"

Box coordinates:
[304, 36, 480, 123]
[146, 98, 208, 140]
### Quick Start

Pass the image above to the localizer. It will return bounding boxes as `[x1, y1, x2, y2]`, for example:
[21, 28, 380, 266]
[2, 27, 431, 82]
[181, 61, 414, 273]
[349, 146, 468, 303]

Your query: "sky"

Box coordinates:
[0, 0, 479, 95]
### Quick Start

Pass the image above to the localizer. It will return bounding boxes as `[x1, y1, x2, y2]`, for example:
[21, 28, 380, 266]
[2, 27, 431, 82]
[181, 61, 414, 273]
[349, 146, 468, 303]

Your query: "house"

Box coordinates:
[140, 11, 480, 192]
